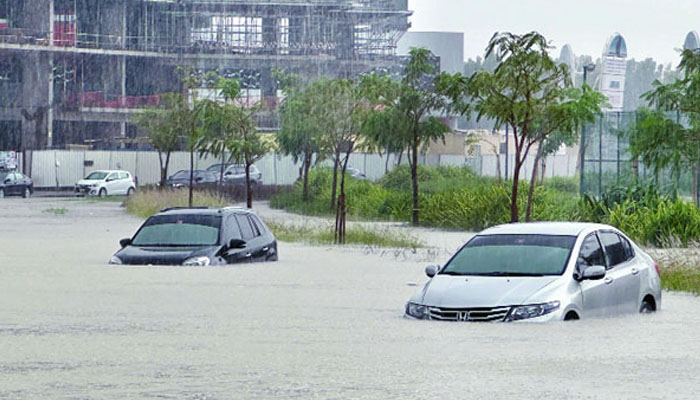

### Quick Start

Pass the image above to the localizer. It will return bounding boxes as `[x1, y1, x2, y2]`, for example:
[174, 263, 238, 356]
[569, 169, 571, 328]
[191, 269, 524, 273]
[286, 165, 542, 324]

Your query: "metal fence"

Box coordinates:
[22, 150, 580, 188]
[580, 111, 693, 198]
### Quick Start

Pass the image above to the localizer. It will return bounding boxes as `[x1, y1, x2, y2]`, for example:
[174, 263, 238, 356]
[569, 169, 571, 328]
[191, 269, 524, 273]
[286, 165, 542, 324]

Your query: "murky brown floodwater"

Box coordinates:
[1, 198, 699, 399]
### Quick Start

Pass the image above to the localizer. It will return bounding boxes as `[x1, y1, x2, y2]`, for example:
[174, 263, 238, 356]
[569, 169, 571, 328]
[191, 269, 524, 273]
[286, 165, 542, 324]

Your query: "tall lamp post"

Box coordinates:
[579, 63, 596, 196]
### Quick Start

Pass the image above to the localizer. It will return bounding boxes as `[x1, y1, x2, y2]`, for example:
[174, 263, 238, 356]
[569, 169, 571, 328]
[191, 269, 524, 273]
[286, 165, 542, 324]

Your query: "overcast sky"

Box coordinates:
[408, 0, 700, 66]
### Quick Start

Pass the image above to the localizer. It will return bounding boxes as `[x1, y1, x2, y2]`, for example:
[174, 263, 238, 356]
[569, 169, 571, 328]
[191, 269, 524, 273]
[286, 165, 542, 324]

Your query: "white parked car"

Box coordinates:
[75, 170, 136, 197]
[405, 222, 662, 322]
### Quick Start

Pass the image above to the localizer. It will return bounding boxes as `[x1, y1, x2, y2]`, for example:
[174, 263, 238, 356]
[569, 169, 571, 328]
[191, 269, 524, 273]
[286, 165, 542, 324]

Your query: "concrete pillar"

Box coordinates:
[20, 52, 50, 150]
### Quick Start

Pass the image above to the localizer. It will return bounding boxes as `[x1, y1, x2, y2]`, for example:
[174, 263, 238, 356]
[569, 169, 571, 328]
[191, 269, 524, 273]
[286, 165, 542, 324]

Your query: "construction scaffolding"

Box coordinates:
[0, 0, 411, 149]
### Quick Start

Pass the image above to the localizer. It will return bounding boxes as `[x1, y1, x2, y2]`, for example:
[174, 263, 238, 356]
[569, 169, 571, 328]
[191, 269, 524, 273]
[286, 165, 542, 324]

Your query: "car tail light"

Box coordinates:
[654, 261, 660, 276]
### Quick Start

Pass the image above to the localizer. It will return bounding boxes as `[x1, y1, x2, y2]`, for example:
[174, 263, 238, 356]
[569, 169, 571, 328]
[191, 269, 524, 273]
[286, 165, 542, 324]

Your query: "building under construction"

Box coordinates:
[0, 0, 411, 150]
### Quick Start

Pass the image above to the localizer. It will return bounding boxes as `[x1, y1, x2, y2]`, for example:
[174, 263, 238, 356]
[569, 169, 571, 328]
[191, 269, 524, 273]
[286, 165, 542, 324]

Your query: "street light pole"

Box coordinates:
[579, 63, 596, 196]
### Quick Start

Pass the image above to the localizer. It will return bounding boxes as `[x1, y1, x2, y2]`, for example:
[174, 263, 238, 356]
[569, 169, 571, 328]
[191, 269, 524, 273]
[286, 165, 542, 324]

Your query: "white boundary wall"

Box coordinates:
[26, 150, 579, 188]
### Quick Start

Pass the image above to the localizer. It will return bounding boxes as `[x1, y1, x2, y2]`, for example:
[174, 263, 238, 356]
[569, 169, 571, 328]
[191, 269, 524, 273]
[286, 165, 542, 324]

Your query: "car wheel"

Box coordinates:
[126, 187, 135, 196]
[22, 187, 31, 198]
[99, 188, 107, 198]
[640, 299, 656, 313]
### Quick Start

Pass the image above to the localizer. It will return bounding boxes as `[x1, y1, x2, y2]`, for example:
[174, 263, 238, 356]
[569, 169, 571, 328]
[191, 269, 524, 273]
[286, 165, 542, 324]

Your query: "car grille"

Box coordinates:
[427, 306, 511, 322]
[75, 185, 91, 193]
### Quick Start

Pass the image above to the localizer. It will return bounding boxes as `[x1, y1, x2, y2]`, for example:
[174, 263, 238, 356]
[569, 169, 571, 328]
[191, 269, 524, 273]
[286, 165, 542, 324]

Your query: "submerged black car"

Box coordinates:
[110, 207, 278, 266]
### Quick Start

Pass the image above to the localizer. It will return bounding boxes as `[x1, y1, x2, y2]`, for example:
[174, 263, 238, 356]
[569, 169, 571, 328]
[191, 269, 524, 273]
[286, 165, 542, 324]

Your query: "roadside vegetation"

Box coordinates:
[271, 165, 700, 250]
[124, 189, 228, 219]
[42, 207, 67, 215]
[264, 220, 423, 249]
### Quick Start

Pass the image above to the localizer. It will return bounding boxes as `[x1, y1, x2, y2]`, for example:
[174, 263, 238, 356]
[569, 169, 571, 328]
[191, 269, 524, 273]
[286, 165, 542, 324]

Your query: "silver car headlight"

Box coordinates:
[109, 255, 122, 265]
[405, 302, 429, 319]
[183, 256, 211, 267]
[506, 301, 560, 321]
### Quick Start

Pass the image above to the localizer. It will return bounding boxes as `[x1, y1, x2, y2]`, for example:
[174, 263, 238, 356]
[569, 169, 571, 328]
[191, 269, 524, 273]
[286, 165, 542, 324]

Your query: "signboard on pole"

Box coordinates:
[600, 33, 628, 112]
[601, 55, 626, 111]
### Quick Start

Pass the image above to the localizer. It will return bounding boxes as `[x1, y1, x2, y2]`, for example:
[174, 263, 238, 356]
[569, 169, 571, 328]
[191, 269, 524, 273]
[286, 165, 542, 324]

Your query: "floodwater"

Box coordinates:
[1, 198, 700, 399]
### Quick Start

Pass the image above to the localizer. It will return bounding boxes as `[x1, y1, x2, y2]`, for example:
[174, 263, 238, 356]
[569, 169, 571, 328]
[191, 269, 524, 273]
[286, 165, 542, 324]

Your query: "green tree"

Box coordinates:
[197, 77, 243, 195]
[277, 74, 325, 202]
[640, 49, 700, 203]
[444, 32, 605, 222]
[362, 47, 451, 225]
[134, 93, 184, 189]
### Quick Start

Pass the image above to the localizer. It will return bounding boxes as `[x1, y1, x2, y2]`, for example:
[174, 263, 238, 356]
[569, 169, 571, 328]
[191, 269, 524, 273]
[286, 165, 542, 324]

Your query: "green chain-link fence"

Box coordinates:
[580, 111, 697, 200]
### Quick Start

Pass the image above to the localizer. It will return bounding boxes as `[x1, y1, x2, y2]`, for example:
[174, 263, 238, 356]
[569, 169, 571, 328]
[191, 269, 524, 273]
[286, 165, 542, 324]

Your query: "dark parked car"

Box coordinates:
[206, 163, 234, 176]
[0, 171, 33, 198]
[222, 164, 263, 186]
[165, 170, 218, 189]
[109, 207, 278, 266]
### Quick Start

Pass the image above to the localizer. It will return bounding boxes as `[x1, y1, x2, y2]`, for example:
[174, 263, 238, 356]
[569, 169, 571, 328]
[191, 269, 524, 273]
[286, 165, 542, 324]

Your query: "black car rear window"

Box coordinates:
[132, 214, 221, 246]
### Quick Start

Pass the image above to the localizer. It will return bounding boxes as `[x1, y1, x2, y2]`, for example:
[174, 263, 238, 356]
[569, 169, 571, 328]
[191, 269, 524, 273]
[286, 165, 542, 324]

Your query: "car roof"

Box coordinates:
[478, 222, 614, 236]
[155, 206, 256, 217]
[90, 170, 129, 173]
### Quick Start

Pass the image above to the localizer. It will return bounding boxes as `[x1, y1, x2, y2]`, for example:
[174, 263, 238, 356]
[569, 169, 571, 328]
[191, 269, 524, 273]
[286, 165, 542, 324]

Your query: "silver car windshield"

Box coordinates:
[441, 234, 576, 276]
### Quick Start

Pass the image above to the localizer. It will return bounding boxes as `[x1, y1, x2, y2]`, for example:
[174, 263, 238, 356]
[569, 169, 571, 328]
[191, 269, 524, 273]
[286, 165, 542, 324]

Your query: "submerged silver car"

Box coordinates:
[405, 222, 662, 322]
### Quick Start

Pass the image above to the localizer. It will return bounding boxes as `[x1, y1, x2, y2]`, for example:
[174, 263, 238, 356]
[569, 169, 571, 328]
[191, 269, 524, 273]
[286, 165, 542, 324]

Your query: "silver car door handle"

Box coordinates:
[604, 277, 614, 285]
[631, 268, 639, 275]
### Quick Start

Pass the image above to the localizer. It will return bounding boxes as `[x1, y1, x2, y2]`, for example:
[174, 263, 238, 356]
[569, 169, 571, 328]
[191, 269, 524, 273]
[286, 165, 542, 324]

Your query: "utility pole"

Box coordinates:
[579, 63, 596, 196]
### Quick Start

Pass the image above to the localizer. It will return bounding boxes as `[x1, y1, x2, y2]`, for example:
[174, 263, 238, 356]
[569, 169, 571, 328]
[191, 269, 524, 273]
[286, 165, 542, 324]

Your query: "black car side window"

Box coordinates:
[250, 215, 266, 235]
[236, 214, 255, 241]
[578, 234, 606, 272]
[599, 232, 626, 268]
[227, 215, 242, 240]
[247, 216, 261, 237]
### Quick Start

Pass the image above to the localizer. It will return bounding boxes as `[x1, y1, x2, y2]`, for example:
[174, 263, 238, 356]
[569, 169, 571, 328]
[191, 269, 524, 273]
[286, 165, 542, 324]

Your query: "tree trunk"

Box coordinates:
[693, 163, 699, 208]
[164, 152, 171, 189]
[385, 148, 391, 174]
[411, 140, 420, 226]
[245, 160, 253, 209]
[525, 147, 543, 222]
[157, 150, 165, 190]
[397, 151, 403, 166]
[540, 156, 547, 185]
[330, 148, 340, 210]
[188, 148, 194, 207]
[302, 152, 312, 202]
[495, 151, 502, 184]
[510, 157, 522, 223]
[219, 151, 226, 197]
[335, 153, 351, 244]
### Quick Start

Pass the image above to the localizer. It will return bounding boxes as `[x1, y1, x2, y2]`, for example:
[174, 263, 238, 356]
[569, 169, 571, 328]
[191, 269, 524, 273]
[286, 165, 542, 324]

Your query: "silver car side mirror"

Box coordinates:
[582, 265, 606, 280]
[425, 265, 439, 278]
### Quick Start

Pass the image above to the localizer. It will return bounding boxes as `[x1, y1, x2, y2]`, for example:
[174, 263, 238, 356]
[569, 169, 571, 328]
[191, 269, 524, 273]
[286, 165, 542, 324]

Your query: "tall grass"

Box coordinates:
[265, 220, 423, 248]
[124, 189, 229, 219]
[271, 166, 580, 231]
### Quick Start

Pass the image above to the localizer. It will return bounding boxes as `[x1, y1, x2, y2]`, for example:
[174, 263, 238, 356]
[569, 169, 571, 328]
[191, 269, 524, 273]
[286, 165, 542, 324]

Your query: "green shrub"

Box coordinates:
[576, 184, 700, 246]
[545, 177, 579, 194]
